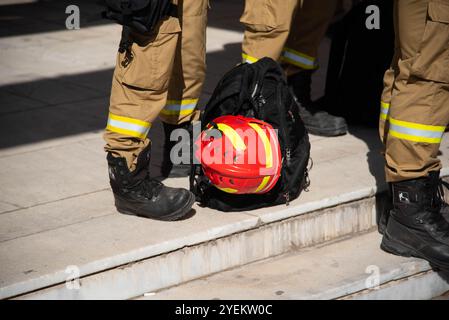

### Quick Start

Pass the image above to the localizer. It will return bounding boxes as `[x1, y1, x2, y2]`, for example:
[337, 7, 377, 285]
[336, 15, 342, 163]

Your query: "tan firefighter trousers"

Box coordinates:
[380, 0, 449, 182]
[241, 0, 337, 71]
[104, 0, 208, 170]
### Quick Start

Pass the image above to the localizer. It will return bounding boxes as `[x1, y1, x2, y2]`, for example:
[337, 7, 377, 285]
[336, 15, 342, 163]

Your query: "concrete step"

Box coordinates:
[138, 231, 449, 300]
[14, 195, 378, 300]
[2, 131, 448, 300]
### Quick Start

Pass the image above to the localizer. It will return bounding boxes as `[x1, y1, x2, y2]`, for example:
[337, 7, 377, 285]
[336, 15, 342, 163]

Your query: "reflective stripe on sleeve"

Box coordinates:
[388, 117, 445, 144]
[106, 113, 151, 139]
[380, 101, 390, 120]
[242, 53, 259, 64]
[160, 99, 198, 116]
[280, 47, 317, 70]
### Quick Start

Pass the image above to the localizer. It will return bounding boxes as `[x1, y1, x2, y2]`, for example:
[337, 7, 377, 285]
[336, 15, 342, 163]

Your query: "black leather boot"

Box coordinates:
[107, 145, 195, 221]
[161, 122, 192, 178]
[288, 70, 347, 137]
[377, 183, 393, 235]
[379, 176, 449, 234]
[381, 172, 449, 271]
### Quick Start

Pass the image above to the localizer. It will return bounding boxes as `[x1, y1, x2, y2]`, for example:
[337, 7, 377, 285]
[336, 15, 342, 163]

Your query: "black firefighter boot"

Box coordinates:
[378, 175, 449, 235]
[161, 122, 192, 178]
[107, 145, 195, 221]
[288, 70, 347, 137]
[381, 172, 449, 271]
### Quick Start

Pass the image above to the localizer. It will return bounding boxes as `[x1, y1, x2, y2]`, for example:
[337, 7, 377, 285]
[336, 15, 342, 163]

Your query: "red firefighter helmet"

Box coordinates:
[195, 115, 282, 194]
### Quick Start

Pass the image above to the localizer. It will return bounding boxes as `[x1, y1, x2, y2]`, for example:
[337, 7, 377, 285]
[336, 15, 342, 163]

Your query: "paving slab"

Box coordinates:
[0, 201, 20, 214]
[14, 196, 378, 300]
[0, 132, 101, 159]
[0, 201, 259, 299]
[0, 97, 108, 148]
[0, 137, 108, 208]
[0, 89, 46, 115]
[0, 190, 113, 241]
[2, 77, 105, 106]
[139, 231, 449, 300]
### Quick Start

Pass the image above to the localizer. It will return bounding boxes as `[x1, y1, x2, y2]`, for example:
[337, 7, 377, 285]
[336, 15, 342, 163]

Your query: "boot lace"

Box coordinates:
[128, 176, 163, 199]
[140, 178, 163, 199]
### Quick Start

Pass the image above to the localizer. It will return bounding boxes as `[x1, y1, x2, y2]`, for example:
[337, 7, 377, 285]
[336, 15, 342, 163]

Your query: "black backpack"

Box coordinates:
[190, 58, 311, 212]
[101, 0, 178, 52]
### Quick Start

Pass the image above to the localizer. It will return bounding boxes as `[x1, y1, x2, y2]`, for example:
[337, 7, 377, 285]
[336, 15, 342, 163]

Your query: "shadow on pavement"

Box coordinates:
[0, 0, 243, 38]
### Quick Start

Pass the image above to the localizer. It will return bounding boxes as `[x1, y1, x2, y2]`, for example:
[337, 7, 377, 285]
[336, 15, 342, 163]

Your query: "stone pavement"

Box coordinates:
[0, 0, 448, 299]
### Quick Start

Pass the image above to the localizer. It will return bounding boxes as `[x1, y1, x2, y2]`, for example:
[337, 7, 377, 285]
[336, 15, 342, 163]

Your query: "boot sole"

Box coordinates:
[115, 192, 196, 221]
[381, 226, 449, 272]
[305, 125, 348, 137]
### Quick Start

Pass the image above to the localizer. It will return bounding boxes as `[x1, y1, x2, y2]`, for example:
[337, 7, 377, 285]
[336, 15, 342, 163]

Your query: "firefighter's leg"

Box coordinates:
[104, 16, 181, 171]
[159, 0, 208, 126]
[103, 6, 195, 220]
[379, 68, 395, 144]
[158, 0, 208, 177]
[281, 0, 338, 72]
[281, 0, 346, 137]
[380, 0, 449, 271]
[241, 0, 298, 63]
[385, 0, 449, 182]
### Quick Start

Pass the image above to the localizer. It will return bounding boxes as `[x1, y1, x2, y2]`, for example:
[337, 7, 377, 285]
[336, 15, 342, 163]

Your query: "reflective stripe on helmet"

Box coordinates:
[248, 122, 273, 169]
[198, 115, 282, 195]
[217, 187, 238, 193]
[216, 123, 247, 151]
[255, 176, 271, 193]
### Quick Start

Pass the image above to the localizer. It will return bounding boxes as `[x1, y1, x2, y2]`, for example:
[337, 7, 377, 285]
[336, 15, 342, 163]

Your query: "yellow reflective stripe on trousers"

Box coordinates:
[106, 113, 151, 139]
[160, 99, 199, 116]
[280, 47, 317, 70]
[242, 53, 259, 64]
[388, 117, 445, 144]
[380, 101, 390, 120]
